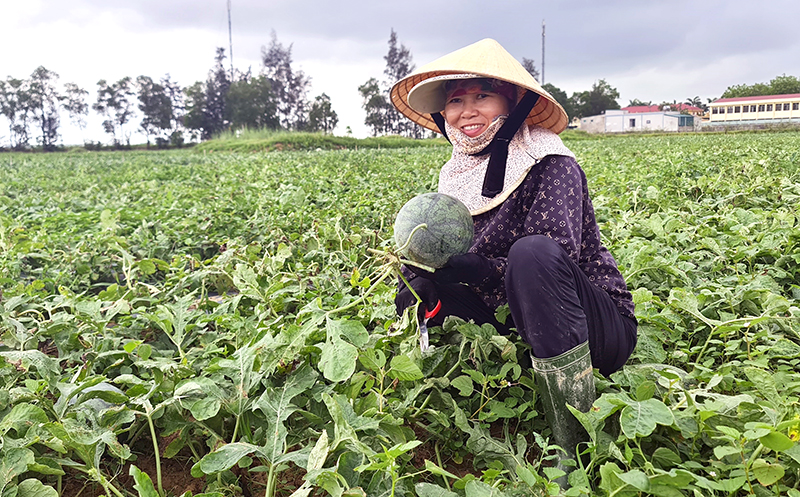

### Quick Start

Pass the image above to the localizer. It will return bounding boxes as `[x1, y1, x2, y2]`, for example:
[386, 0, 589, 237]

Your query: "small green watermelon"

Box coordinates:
[393, 193, 474, 269]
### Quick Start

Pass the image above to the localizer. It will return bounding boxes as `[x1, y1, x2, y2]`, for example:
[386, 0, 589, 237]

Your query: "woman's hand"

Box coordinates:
[409, 253, 494, 286]
[395, 277, 439, 316]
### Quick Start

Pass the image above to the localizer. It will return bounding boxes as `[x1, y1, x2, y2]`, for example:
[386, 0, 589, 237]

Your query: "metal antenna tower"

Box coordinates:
[541, 19, 545, 84]
[228, 0, 234, 80]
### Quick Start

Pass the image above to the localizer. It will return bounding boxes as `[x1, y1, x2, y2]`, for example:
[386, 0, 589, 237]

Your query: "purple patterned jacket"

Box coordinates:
[469, 155, 635, 319]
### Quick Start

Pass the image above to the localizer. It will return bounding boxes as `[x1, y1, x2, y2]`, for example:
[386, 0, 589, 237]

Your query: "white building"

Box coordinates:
[580, 109, 694, 133]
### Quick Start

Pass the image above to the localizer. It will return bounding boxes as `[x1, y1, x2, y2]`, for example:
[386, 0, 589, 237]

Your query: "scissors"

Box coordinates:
[419, 300, 442, 352]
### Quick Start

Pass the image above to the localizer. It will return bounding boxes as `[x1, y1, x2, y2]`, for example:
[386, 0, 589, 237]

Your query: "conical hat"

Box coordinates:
[390, 38, 568, 134]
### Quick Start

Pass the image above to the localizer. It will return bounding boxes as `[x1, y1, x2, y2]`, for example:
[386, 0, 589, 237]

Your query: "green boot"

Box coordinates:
[531, 341, 595, 487]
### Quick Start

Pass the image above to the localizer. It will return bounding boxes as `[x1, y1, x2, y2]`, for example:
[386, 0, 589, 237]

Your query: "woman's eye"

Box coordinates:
[477, 93, 491, 99]
[447, 97, 461, 104]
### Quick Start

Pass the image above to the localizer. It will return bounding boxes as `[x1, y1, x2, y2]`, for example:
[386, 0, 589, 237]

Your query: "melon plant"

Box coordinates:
[393, 192, 474, 269]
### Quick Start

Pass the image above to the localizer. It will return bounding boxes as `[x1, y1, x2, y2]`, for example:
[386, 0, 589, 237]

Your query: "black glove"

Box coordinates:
[409, 253, 495, 286]
[395, 276, 439, 317]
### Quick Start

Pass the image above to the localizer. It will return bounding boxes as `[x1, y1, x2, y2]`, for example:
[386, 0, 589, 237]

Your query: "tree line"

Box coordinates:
[6, 27, 796, 150]
[721, 74, 800, 99]
[0, 32, 338, 150]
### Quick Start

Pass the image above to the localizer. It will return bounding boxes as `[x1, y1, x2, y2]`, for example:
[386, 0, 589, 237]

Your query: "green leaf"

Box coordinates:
[425, 460, 459, 480]
[464, 479, 505, 497]
[752, 458, 784, 486]
[307, 430, 329, 471]
[129, 465, 159, 497]
[388, 355, 423, 381]
[619, 398, 674, 438]
[617, 469, 650, 491]
[713, 445, 740, 459]
[196, 442, 259, 475]
[415, 482, 459, 497]
[327, 318, 369, 348]
[651, 447, 681, 468]
[759, 431, 794, 452]
[319, 336, 358, 383]
[744, 367, 781, 403]
[255, 364, 319, 463]
[635, 380, 656, 401]
[358, 348, 386, 371]
[16, 478, 59, 497]
[450, 375, 473, 396]
[0, 448, 35, 490]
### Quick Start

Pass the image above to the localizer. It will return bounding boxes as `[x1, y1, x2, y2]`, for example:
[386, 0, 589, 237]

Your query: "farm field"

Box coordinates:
[0, 131, 799, 497]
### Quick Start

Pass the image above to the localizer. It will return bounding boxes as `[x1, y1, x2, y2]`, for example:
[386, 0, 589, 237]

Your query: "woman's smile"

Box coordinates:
[443, 90, 510, 138]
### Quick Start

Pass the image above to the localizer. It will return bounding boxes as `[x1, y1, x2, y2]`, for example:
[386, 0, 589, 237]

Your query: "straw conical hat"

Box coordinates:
[390, 38, 568, 134]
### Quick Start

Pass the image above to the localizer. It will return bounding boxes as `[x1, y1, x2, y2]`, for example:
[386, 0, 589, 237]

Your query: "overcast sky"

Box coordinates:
[3, 0, 800, 145]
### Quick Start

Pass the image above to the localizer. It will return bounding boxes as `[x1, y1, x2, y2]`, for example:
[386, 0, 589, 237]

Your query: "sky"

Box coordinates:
[3, 0, 800, 146]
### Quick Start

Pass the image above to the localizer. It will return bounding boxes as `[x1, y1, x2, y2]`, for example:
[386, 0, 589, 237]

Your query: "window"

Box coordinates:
[629, 118, 636, 127]
[794, 103, 799, 110]
[712, 108, 719, 114]
[766, 104, 773, 111]
[743, 106, 749, 113]
[727, 107, 734, 113]
[784, 103, 791, 111]
[646, 120, 651, 124]
[734, 106, 741, 113]
[751, 105, 757, 112]
[758, 104, 765, 111]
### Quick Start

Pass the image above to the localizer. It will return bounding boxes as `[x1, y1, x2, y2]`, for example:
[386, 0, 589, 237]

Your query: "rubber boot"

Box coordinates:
[531, 341, 595, 488]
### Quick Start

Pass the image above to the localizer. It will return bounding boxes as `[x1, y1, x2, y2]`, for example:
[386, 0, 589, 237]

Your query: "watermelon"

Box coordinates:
[393, 193, 474, 269]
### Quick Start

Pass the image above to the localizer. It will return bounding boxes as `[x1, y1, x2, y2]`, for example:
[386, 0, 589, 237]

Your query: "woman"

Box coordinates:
[390, 39, 637, 477]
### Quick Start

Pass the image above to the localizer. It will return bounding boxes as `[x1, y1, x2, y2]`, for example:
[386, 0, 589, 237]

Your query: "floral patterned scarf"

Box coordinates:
[438, 118, 575, 215]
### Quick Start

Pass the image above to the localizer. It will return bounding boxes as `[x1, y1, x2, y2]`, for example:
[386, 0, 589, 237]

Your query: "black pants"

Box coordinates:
[427, 235, 637, 376]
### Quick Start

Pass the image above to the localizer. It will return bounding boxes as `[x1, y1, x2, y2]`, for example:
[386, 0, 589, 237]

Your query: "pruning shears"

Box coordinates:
[418, 300, 441, 352]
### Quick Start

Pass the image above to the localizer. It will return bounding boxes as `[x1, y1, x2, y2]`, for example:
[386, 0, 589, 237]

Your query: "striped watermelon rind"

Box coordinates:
[393, 193, 474, 269]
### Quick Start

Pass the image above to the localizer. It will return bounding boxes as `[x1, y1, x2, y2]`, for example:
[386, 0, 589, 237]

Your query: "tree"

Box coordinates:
[359, 77, 392, 136]
[183, 48, 232, 141]
[383, 29, 415, 83]
[227, 74, 279, 131]
[0, 77, 31, 149]
[627, 98, 652, 107]
[521, 58, 540, 81]
[718, 75, 799, 99]
[360, 29, 424, 138]
[183, 81, 206, 142]
[93, 77, 136, 146]
[62, 82, 89, 141]
[768, 74, 800, 95]
[136, 75, 173, 146]
[261, 31, 310, 130]
[570, 79, 620, 118]
[204, 48, 231, 139]
[542, 83, 574, 122]
[28, 66, 61, 151]
[160, 74, 185, 146]
[307, 93, 338, 134]
[685, 96, 707, 112]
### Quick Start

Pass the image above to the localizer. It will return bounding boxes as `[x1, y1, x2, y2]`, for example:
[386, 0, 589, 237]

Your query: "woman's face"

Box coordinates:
[443, 86, 510, 138]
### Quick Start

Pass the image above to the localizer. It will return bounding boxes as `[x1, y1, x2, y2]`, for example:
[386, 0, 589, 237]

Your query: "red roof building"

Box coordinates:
[622, 103, 703, 115]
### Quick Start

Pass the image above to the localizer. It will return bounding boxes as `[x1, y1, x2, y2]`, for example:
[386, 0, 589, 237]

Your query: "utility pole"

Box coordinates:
[541, 19, 545, 84]
[228, 0, 234, 81]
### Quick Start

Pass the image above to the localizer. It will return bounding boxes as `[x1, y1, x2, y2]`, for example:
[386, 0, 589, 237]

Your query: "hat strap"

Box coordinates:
[475, 91, 540, 197]
[431, 112, 451, 143]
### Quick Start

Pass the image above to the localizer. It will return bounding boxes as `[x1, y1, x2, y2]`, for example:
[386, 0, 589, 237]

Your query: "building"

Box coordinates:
[708, 94, 800, 124]
[580, 109, 694, 133]
[622, 103, 704, 117]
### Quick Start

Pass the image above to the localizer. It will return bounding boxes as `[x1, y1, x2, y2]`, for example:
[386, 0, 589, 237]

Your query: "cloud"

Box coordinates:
[3, 0, 800, 144]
